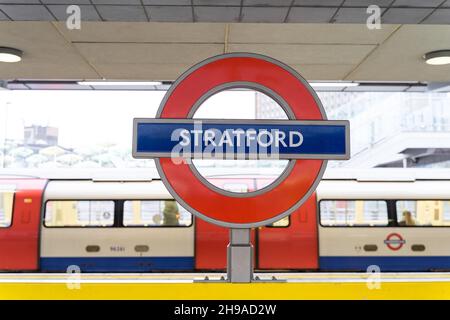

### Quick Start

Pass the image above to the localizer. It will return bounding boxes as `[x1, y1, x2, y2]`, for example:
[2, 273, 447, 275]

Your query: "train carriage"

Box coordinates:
[0, 169, 450, 273]
[317, 178, 450, 271]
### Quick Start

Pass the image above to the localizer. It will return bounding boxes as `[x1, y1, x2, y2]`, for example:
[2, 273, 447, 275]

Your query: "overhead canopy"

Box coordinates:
[0, 1, 450, 82]
[0, 21, 449, 82]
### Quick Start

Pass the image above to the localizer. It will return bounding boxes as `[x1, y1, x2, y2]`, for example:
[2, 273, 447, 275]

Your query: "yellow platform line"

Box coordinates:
[1, 282, 450, 300]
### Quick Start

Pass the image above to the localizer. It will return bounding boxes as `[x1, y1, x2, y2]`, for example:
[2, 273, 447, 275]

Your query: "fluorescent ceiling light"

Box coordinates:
[310, 82, 359, 88]
[78, 81, 162, 86]
[0, 47, 22, 63]
[424, 50, 450, 65]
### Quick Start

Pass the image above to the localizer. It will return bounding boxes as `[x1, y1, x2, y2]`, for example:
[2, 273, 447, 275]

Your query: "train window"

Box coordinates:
[267, 216, 290, 228]
[123, 200, 192, 227]
[396, 200, 450, 227]
[0, 188, 14, 227]
[45, 200, 114, 227]
[320, 200, 388, 226]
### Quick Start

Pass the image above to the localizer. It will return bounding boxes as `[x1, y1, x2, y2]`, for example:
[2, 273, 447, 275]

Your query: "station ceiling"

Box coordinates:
[1, 21, 450, 82]
[0, 1, 449, 83]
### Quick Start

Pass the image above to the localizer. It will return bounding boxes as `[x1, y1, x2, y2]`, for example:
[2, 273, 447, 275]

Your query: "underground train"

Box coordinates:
[1, 168, 450, 273]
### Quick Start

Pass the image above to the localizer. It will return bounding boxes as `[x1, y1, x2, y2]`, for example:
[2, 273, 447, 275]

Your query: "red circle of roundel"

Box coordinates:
[156, 54, 325, 226]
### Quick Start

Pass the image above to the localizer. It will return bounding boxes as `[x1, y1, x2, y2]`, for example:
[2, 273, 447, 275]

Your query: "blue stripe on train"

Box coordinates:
[319, 256, 450, 271]
[40, 257, 195, 272]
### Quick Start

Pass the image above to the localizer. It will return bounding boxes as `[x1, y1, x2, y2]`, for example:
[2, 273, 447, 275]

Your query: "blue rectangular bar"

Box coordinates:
[133, 119, 350, 160]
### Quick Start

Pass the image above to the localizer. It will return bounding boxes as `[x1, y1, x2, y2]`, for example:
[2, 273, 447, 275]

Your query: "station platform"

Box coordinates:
[1, 272, 450, 300]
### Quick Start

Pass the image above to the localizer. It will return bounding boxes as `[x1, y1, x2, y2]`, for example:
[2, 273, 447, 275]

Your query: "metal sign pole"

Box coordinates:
[227, 228, 253, 283]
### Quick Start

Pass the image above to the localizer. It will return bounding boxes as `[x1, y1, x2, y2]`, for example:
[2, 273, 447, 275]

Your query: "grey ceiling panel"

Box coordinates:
[0, 4, 55, 20]
[0, 0, 40, 3]
[144, 0, 190, 4]
[382, 8, 433, 23]
[147, 5, 193, 22]
[194, 6, 240, 22]
[343, 0, 392, 6]
[96, 5, 148, 21]
[243, 0, 293, 6]
[392, 0, 444, 7]
[92, 0, 141, 4]
[287, 7, 336, 22]
[333, 7, 384, 23]
[294, 0, 342, 6]
[0, 0, 447, 23]
[48, 4, 101, 21]
[422, 8, 450, 24]
[241, 7, 289, 22]
[194, 0, 242, 5]
[41, 0, 91, 4]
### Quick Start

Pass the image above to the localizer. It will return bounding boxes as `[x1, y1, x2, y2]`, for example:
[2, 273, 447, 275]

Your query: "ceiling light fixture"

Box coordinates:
[78, 81, 162, 86]
[423, 50, 450, 65]
[310, 82, 359, 88]
[0, 47, 22, 63]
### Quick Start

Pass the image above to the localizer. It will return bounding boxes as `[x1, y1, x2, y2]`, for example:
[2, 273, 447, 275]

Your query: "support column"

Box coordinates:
[227, 228, 253, 283]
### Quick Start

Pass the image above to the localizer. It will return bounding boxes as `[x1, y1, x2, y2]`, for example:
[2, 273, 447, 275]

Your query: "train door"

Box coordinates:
[195, 219, 256, 270]
[0, 179, 47, 271]
[195, 177, 319, 270]
[195, 196, 319, 271]
[195, 219, 228, 270]
[257, 193, 319, 270]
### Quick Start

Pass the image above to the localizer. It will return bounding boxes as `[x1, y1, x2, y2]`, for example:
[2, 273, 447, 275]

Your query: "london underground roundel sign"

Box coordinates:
[133, 53, 350, 228]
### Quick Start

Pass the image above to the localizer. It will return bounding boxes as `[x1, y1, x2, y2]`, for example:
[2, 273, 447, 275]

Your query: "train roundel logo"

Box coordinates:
[132, 53, 350, 228]
[384, 233, 406, 251]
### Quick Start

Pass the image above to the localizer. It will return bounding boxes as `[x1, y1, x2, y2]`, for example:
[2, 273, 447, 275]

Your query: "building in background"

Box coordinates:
[24, 125, 58, 148]
[2, 90, 450, 170]
[255, 91, 450, 169]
